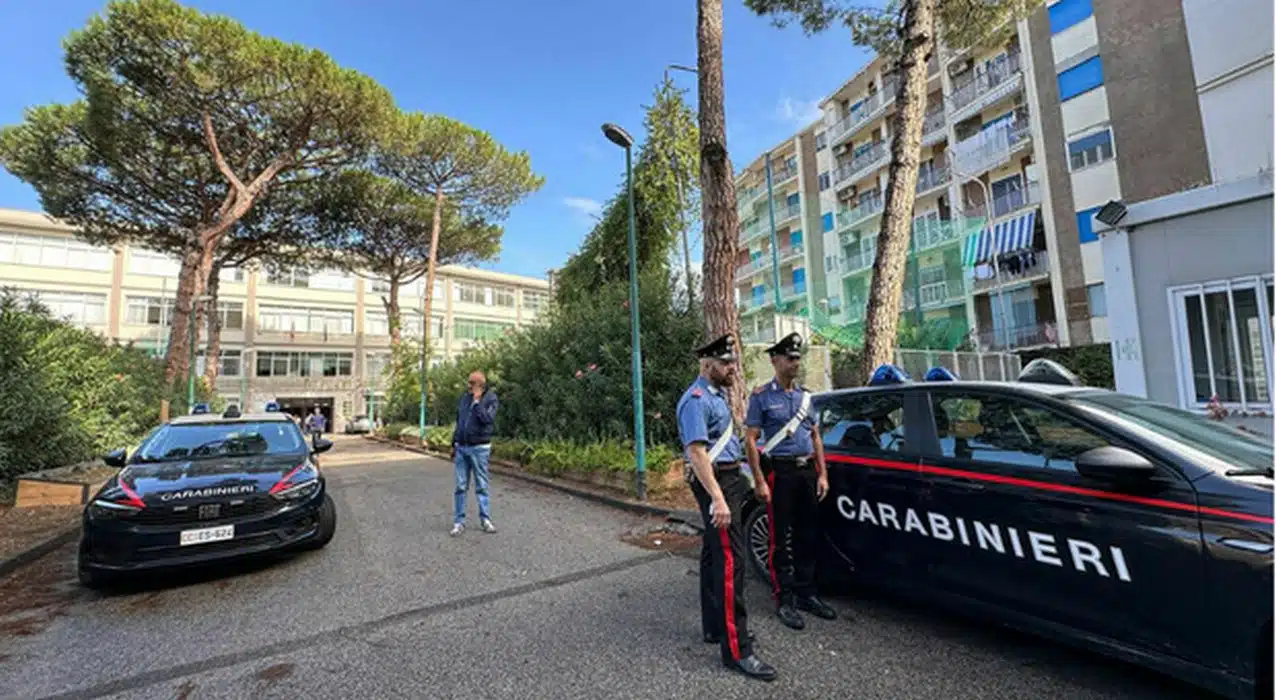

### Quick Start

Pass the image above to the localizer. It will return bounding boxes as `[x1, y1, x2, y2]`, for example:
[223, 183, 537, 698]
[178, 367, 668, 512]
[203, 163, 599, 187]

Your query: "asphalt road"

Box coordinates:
[0, 437, 1215, 700]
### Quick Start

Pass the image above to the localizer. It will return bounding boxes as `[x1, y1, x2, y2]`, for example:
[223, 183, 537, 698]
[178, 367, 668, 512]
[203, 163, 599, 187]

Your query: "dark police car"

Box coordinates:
[741, 361, 1273, 700]
[78, 407, 337, 588]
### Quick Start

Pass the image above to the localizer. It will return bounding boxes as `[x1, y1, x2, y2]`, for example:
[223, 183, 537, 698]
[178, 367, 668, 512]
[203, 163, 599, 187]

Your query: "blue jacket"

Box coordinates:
[454, 390, 499, 446]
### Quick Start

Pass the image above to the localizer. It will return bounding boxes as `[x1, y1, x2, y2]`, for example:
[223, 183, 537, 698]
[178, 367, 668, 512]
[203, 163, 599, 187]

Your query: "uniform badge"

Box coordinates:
[690, 388, 703, 398]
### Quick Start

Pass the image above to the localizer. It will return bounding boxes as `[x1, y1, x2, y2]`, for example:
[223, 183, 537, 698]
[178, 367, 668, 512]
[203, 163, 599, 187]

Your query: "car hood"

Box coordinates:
[120, 454, 306, 504]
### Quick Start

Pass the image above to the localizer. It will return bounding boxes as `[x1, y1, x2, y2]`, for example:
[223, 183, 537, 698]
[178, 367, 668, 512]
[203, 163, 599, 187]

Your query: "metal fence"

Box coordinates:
[894, 348, 1022, 382]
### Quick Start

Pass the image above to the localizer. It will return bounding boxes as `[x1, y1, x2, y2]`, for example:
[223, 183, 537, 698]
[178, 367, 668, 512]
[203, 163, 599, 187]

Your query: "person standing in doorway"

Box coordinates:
[304, 407, 327, 440]
[451, 371, 499, 536]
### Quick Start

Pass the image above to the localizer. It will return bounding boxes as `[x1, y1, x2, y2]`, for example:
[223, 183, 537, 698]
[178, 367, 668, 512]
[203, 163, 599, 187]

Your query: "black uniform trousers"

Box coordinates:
[763, 455, 819, 606]
[691, 466, 753, 663]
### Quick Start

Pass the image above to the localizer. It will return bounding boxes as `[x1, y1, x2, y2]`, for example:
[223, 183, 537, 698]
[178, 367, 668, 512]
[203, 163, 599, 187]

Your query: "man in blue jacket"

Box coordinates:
[451, 370, 499, 536]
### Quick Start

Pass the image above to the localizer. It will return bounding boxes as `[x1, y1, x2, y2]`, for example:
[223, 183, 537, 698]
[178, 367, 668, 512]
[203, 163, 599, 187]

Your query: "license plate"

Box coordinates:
[179, 524, 235, 546]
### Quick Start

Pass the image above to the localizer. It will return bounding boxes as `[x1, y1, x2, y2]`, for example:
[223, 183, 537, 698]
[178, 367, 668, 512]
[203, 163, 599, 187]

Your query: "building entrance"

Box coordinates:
[278, 397, 334, 431]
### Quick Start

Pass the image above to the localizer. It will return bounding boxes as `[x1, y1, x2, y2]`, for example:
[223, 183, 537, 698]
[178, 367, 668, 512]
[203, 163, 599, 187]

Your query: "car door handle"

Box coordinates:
[1219, 538, 1274, 554]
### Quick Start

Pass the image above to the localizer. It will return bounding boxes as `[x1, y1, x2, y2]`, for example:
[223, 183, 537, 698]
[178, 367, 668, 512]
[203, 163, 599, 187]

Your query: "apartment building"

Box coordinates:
[735, 0, 1218, 355]
[0, 207, 550, 430]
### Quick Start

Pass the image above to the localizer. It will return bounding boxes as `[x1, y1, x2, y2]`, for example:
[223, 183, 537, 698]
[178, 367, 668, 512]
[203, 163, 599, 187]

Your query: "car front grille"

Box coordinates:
[134, 497, 280, 526]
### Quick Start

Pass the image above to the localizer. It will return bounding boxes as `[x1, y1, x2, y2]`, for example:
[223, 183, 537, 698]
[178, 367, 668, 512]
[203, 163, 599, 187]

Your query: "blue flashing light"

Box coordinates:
[868, 363, 911, 386]
[264, 401, 281, 412]
[925, 366, 958, 382]
[191, 402, 210, 415]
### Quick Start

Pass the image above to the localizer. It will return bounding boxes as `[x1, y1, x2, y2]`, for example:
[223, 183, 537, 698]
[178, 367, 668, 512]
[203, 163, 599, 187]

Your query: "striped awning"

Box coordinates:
[962, 210, 1037, 266]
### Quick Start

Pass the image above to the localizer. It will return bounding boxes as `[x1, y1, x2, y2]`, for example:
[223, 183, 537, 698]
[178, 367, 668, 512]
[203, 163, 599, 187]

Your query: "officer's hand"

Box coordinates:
[816, 475, 830, 502]
[710, 496, 731, 529]
[754, 481, 771, 504]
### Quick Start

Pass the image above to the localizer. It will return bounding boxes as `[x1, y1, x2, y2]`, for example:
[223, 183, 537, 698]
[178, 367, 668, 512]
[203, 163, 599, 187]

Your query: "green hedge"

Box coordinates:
[1018, 343, 1114, 389]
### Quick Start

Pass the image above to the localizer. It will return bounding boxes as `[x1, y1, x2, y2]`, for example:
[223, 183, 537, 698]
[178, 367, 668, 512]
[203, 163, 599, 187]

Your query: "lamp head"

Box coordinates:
[601, 123, 634, 149]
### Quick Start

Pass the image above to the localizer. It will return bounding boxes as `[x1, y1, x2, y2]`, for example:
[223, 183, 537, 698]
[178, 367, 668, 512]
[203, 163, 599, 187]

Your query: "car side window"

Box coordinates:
[820, 393, 907, 455]
[931, 394, 1109, 473]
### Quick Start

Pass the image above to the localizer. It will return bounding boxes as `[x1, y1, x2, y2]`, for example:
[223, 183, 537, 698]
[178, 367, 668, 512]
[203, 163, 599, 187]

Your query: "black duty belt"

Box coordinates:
[713, 462, 743, 472]
[762, 455, 812, 468]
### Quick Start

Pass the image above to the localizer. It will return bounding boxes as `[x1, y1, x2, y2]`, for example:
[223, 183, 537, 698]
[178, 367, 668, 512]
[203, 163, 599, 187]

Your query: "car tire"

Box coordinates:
[743, 506, 772, 585]
[1257, 623, 1272, 700]
[300, 493, 337, 551]
[76, 539, 112, 590]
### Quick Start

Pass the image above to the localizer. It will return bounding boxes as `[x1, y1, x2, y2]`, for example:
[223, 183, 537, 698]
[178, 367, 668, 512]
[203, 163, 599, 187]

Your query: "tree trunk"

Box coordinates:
[860, 0, 936, 380]
[165, 249, 203, 386]
[386, 279, 402, 347]
[419, 189, 445, 431]
[696, 0, 746, 420]
[203, 264, 223, 386]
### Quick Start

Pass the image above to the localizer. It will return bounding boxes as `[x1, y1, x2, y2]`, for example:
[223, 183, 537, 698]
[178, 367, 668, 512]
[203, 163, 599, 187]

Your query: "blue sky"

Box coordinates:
[0, 0, 873, 279]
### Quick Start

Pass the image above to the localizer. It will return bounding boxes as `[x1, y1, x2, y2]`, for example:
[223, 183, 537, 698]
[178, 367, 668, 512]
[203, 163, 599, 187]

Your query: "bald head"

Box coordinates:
[467, 371, 486, 392]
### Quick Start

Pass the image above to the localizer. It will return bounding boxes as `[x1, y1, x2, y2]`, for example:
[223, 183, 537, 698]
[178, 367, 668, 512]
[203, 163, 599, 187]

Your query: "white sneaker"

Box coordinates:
[450, 523, 464, 536]
[480, 519, 497, 534]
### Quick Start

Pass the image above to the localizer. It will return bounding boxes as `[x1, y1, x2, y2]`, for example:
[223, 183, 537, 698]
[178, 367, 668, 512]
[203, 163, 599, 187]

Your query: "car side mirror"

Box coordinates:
[1075, 446, 1156, 482]
[311, 438, 334, 454]
[103, 448, 128, 468]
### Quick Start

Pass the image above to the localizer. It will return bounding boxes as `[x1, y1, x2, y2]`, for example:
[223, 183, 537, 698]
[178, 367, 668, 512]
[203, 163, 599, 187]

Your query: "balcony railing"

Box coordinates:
[950, 52, 1023, 113]
[769, 162, 799, 185]
[834, 141, 889, 185]
[972, 249, 1050, 293]
[911, 217, 965, 251]
[964, 180, 1041, 221]
[738, 295, 772, 314]
[739, 218, 765, 242]
[916, 165, 951, 194]
[921, 106, 946, 145]
[771, 200, 802, 223]
[735, 256, 770, 278]
[828, 79, 899, 145]
[737, 183, 764, 207]
[951, 115, 1032, 178]
[844, 248, 876, 274]
[976, 320, 1059, 352]
[838, 195, 884, 229]
[915, 279, 967, 308]
[778, 243, 805, 263]
[780, 284, 806, 302]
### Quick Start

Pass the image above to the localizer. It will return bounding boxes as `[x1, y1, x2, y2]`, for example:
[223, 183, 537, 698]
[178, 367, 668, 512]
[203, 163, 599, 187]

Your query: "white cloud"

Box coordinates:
[775, 97, 823, 127]
[563, 197, 604, 224]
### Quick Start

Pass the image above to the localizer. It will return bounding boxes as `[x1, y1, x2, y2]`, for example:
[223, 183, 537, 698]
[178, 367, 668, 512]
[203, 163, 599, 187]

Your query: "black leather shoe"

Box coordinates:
[703, 631, 756, 644]
[723, 655, 777, 681]
[796, 596, 837, 620]
[776, 604, 805, 630]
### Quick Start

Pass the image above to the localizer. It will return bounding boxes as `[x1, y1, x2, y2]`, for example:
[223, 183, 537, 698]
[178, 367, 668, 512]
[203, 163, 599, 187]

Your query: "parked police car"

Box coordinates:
[741, 360, 1273, 700]
[78, 406, 337, 588]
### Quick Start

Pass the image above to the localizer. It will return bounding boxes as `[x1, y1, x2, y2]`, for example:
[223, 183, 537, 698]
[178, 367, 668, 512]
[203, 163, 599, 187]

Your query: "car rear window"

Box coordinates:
[135, 421, 306, 462]
[1070, 393, 1272, 471]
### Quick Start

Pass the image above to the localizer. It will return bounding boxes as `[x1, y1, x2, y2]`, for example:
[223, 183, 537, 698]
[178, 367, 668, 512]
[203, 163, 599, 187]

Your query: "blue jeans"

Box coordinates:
[453, 445, 492, 525]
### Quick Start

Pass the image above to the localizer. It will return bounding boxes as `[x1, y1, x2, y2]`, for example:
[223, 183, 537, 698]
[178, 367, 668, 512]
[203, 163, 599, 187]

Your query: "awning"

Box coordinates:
[962, 209, 1037, 266]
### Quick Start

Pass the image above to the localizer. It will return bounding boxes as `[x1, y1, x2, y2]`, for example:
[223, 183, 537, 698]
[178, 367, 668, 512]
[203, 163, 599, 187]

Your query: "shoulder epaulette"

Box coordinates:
[690, 388, 703, 398]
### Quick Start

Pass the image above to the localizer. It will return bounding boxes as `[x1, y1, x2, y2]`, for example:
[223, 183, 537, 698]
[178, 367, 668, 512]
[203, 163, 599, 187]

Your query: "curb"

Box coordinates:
[0, 524, 81, 580]
[363, 435, 703, 530]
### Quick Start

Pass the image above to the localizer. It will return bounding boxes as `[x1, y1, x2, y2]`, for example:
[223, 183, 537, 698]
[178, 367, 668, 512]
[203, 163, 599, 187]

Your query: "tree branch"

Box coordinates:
[203, 111, 246, 194]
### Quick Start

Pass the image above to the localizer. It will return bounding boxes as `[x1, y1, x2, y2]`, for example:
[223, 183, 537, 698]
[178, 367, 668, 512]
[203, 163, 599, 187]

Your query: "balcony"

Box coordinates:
[964, 180, 1041, 222]
[738, 295, 772, 315]
[904, 279, 967, 310]
[778, 243, 805, 264]
[769, 162, 799, 187]
[949, 52, 1024, 124]
[737, 183, 764, 209]
[741, 327, 778, 345]
[739, 218, 765, 243]
[770, 200, 802, 225]
[780, 284, 807, 303]
[734, 245, 805, 280]
[837, 195, 884, 230]
[971, 248, 1050, 293]
[911, 217, 966, 252]
[834, 141, 890, 188]
[843, 248, 877, 275]
[976, 320, 1059, 352]
[915, 164, 951, 196]
[828, 79, 899, 147]
[950, 116, 1032, 177]
[920, 106, 947, 148]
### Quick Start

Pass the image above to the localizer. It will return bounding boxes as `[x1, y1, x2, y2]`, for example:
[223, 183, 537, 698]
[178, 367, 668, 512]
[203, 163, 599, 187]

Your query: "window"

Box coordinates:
[1068, 128, 1114, 170]
[815, 131, 828, 151]
[1172, 277, 1274, 407]
[1086, 283, 1107, 317]
[364, 311, 390, 336]
[1058, 55, 1104, 102]
[126, 296, 176, 326]
[0, 232, 113, 271]
[219, 266, 245, 283]
[494, 287, 516, 308]
[990, 175, 1026, 217]
[931, 394, 1108, 473]
[370, 279, 392, 294]
[455, 283, 483, 304]
[1076, 206, 1101, 243]
[255, 351, 353, 378]
[523, 290, 549, 314]
[128, 249, 181, 276]
[258, 305, 353, 335]
[453, 319, 515, 341]
[820, 393, 906, 454]
[818, 172, 831, 191]
[309, 270, 354, 291]
[16, 290, 108, 326]
[365, 352, 392, 379]
[219, 350, 242, 377]
[217, 301, 244, 330]
[1049, 0, 1093, 34]
[821, 212, 834, 232]
[264, 268, 310, 288]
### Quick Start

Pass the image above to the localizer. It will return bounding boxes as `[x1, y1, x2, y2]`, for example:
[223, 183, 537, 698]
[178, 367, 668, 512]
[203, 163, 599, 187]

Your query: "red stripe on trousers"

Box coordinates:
[718, 525, 741, 661]
[765, 471, 779, 604]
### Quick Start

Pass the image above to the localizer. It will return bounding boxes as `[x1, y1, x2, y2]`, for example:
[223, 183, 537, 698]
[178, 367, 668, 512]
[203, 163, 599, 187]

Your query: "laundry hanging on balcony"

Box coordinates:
[962, 210, 1036, 267]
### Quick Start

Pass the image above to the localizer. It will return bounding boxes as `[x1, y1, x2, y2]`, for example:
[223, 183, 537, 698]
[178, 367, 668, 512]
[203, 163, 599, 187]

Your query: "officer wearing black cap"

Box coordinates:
[676, 333, 777, 682]
[745, 332, 837, 630]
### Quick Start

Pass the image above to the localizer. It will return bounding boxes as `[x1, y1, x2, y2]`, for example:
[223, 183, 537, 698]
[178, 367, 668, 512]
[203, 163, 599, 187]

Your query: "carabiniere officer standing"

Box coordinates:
[745, 332, 838, 630]
[676, 333, 777, 682]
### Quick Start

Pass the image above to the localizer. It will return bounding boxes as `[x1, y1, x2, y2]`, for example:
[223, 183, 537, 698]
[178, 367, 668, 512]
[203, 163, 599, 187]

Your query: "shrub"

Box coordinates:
[1018, 343, 1114, 389]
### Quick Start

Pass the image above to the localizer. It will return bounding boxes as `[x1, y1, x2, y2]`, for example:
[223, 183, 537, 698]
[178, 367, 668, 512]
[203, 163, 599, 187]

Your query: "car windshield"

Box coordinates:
[1070, 393, 1273, 472]
[135, 421, 306, 462]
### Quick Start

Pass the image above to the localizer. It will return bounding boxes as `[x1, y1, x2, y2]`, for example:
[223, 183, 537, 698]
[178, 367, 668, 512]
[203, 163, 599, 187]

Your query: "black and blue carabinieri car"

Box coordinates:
[741, 360, 1273, 700]
[78, 405, 337, 588]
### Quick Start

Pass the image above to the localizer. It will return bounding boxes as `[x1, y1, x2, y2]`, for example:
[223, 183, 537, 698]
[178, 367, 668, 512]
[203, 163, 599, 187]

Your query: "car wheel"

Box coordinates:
[744, 506, 772, 584]
[300, 493, 337, 551]
[1257, 624, 1272, 700]
[76, 539, 112, 590]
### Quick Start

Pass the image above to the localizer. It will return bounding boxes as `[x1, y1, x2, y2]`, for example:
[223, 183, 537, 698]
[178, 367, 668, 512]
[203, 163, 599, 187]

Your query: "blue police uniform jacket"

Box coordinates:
[676, 376, 744, 464]
[745, 379, 815, 457]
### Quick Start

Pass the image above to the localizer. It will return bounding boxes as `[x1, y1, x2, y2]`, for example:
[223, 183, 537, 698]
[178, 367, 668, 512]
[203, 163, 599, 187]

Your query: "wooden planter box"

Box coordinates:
[14, 478, 107, 508]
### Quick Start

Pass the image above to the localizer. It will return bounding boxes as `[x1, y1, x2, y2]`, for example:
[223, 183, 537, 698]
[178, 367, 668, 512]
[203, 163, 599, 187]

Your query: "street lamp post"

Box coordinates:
[602, 122, 647, 501]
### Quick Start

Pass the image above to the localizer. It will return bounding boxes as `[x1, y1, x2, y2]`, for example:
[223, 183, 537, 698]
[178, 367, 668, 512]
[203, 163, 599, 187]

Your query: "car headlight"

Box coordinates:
[270, 462, 321, 500]
[88, 478, 146, 519]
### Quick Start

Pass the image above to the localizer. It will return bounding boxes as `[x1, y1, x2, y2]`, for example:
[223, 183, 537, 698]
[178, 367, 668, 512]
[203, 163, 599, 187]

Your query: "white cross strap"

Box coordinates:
[707, 424, 734, 462]
[761, 390, 811, 455]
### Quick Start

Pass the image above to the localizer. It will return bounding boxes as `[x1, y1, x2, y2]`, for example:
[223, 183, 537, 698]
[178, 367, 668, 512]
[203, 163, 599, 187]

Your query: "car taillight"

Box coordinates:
[88, 478, 145, 519]
[270, 462, 319, 500]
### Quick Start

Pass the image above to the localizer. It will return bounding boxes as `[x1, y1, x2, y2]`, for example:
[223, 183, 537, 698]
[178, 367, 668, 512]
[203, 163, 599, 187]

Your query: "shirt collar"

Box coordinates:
[697, 375, 721, 395]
